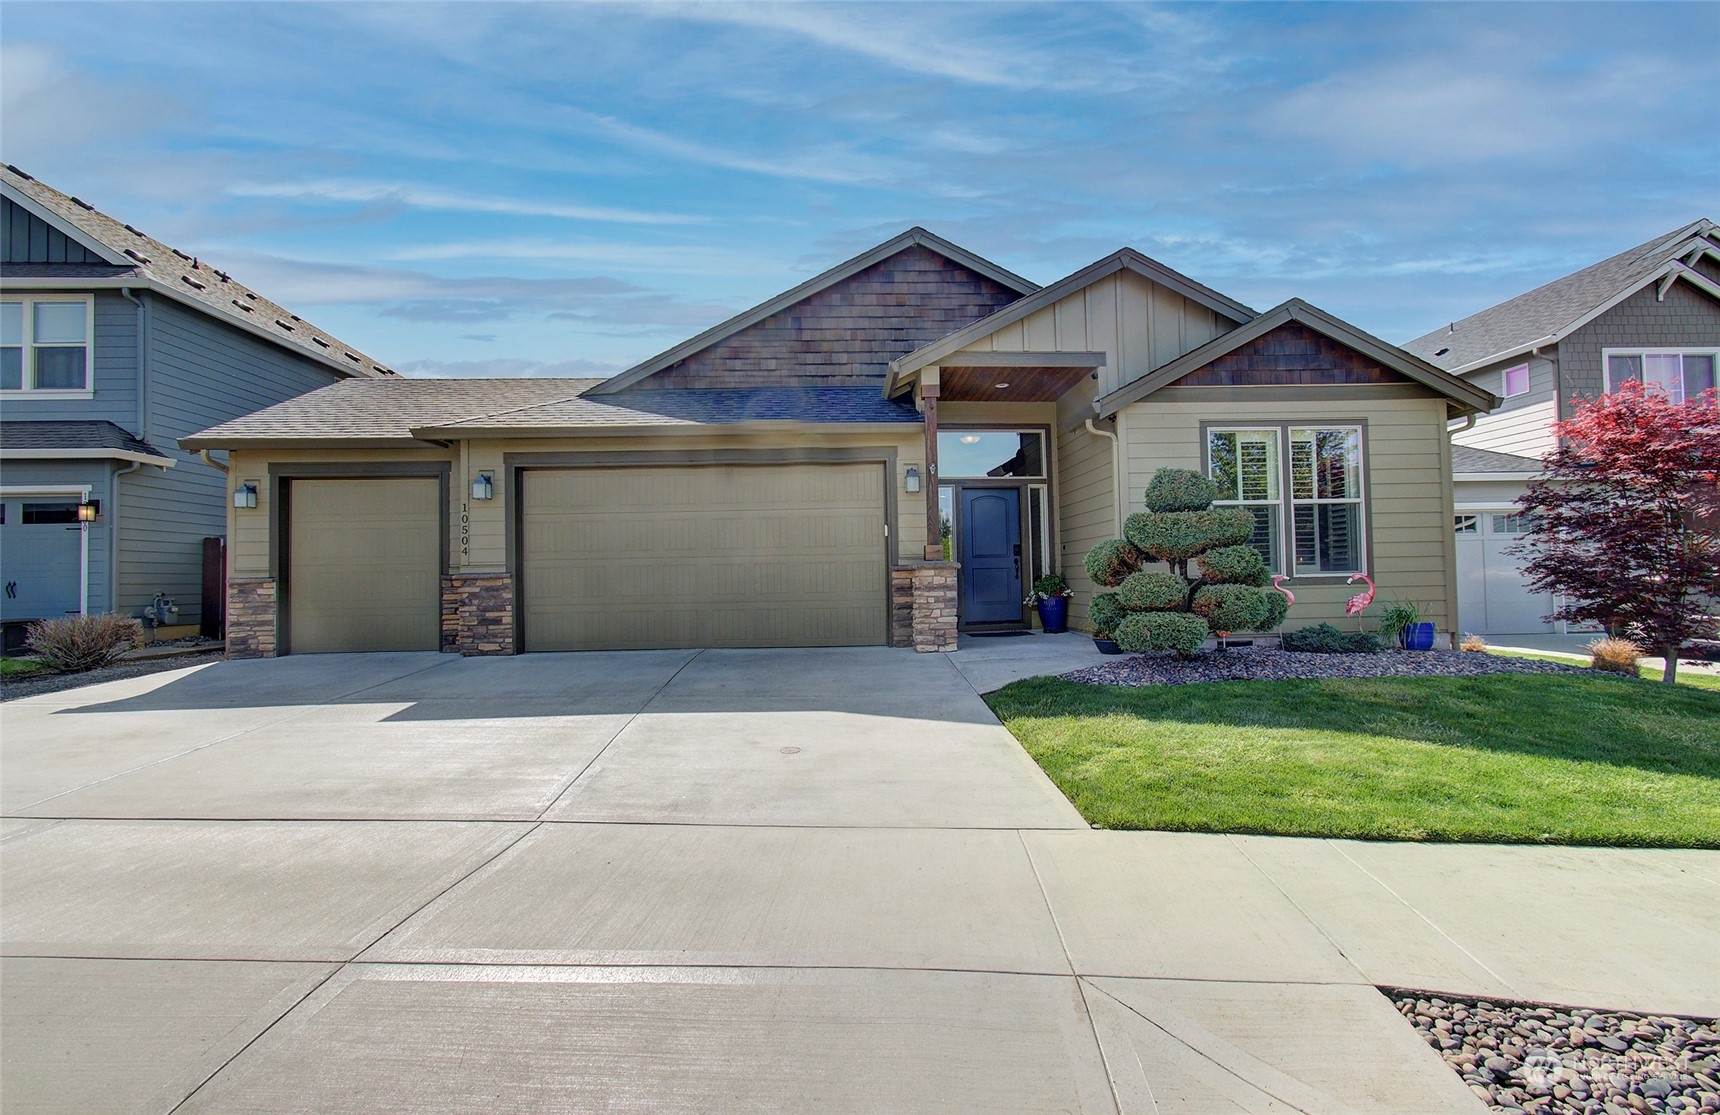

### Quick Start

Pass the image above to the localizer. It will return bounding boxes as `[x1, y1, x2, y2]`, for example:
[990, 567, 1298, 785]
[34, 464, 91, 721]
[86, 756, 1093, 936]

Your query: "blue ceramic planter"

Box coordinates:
[1037, 596, 1069, 633]
[1399, 622, 1436, 651]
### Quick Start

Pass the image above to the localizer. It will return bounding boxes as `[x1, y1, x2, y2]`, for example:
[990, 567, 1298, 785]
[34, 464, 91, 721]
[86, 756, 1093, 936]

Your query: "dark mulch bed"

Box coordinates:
[1390, 989, 1720, 1114]
[0, 652, 225, 703]
[1062, 647, 1592, 687]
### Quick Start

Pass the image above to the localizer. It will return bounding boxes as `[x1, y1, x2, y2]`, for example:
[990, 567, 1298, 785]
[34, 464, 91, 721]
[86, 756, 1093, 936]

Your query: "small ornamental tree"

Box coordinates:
[1084, 467, 1289, 657]
[1510, 381, 1720, 683]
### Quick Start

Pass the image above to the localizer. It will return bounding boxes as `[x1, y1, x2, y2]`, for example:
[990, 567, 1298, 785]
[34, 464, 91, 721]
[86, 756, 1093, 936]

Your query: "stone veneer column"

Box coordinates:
[905, 561, 959, 652]
[226, 578, 277, 659]
[441, 573, 516, 655]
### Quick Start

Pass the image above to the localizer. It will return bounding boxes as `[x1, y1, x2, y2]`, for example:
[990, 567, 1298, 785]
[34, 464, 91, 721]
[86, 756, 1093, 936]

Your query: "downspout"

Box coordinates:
[199, 449, 228, 473]
[1085, 417, 1123, 537]
[109, 460, 142, 615]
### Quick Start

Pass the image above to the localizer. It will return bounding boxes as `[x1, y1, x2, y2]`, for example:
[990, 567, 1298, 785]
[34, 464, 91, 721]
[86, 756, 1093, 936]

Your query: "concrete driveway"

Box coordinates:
[3, 646, 1715, 1113]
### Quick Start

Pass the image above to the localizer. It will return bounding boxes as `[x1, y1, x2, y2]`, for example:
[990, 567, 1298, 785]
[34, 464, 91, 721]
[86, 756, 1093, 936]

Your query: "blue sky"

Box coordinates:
[4, 2, 1715, 377]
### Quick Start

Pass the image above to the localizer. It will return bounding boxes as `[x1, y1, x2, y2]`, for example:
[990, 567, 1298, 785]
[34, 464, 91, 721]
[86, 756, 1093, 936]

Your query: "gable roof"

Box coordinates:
[1096, 298, 1498, 418]
[1, 164, 393, 378]
[1402, 219, 1720, 375]
[587, 227, 1038, 395]
[884, 247, 1257, 395]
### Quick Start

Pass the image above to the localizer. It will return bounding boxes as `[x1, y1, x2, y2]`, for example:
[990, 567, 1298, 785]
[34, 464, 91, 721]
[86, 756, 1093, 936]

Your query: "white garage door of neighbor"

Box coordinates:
[520, 463, 888, 651]
[287, 478, 442, 653]
[1455, 510, 1555, 636]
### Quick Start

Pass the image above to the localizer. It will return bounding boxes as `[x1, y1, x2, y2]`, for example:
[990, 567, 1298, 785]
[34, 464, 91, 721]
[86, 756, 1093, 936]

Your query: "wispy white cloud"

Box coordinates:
[384, 238, 784, 276]
[395, 356, 623, 379]
[227, 179, 703, 225]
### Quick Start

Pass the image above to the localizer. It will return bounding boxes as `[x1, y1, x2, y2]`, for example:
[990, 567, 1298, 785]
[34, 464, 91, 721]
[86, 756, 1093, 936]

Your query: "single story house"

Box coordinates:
[183, 229, 1495, 656]
[1402, 219, 1719, 637]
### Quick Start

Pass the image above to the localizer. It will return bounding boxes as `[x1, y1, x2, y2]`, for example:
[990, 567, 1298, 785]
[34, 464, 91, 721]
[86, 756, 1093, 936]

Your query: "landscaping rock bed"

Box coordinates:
[1389, 989, 1720, 1114]
[1062, 646, 1591, 687]
[0, 652, 224, 703]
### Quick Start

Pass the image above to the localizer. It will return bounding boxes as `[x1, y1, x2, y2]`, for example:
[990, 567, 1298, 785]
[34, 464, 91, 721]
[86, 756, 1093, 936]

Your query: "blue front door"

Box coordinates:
[959, 488, 1022, 625]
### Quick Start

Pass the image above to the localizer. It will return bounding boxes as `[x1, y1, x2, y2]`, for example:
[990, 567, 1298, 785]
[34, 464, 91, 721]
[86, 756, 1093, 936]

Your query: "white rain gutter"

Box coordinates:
[1086, 418, 1123, 536]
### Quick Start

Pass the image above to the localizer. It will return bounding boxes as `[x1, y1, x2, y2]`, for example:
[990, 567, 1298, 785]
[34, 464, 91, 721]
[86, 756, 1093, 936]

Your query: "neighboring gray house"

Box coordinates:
[1403, 219, 1720, 637]
[0, 164, 391, 646]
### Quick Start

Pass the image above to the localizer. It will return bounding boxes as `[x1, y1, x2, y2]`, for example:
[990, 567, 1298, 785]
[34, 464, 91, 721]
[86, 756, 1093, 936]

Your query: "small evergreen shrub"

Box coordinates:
[1191, 583, 1274, 632]
[1124, 508, 1255, 563]
[1089, 592, 1127, 635]
[1116, 570, 1188, 612]
[25, 613, 145, 674]
[1114, 611, 1209, 658]
[1587, 636, 1643, 675]
[1142, 468, 1219, 513]
[1196, 544, 1269, 587]
[1278, 623, 1382, 654]
[1084, 539, 1143, 588]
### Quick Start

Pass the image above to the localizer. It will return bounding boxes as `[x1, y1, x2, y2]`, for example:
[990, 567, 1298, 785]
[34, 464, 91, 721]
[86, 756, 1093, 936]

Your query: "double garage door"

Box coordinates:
[283, 464, 887, 653]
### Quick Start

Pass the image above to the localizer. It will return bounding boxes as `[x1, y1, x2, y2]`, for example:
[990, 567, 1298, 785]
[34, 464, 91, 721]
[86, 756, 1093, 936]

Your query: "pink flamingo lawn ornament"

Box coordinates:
[1345, 573, 1376, 617]
[1270, 575, 1295, 607]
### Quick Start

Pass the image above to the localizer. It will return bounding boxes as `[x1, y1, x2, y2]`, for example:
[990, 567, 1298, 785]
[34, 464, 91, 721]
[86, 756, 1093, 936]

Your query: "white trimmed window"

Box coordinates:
[1208, 428, 1282, 572]
[1, 296, 93, 393]
[1208, 425, 1366, 577]
[1603, 348, 1718, 404]
[1501, 362, 1530, 398]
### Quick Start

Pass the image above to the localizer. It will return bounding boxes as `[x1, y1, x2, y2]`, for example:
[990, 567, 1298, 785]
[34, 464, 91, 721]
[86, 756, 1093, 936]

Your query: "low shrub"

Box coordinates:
[1084, 539, 1142, 588]
[1459, 633, 1489, 652]
[1258, 588, 1290, 631]
[1114, 611, 1209, 658]
[1089, 592, 1127, 635]
[25, 613, 145, 674]
[1278, 623, 1382, 654]
[1587, 636, 1643, 675]
[1142, 468, 1219, 513]
[1116, 570, 1188, 612]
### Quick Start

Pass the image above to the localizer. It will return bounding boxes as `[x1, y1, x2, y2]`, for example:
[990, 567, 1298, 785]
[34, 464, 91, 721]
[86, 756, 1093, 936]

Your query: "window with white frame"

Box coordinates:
[1501, 362, 1530, 399]
[1208, 425, 1366, 577]
[1603, 348, 1718, 404]
[1208, 428, 1282, 572]
[1, 296, 92, 393]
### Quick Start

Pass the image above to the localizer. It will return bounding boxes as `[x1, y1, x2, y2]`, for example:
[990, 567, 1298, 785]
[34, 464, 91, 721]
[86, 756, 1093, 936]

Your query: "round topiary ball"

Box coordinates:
[1143, 468, 1219, 513]
[1196, 544, 1270, 587]
[1089, 592, 1126, 635]
[1191, 584, 1273, 632]
[1114, 611, 1210, 658]
[1258, 586, 1290, 631]
[1084, 538, 1143, 588]
[1124, 508, 1256, 564]
[1116, 569, 1188, 612]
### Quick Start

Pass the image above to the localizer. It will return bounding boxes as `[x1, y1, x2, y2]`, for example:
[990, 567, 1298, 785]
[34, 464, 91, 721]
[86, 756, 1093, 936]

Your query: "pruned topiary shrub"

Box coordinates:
[1089, 592, 1127, 635]
[1084, 538, 1143, 588]
[1085, 467, 1292, 658]
[1279, 623, 1382, 654]
[25, 613, 145, 674]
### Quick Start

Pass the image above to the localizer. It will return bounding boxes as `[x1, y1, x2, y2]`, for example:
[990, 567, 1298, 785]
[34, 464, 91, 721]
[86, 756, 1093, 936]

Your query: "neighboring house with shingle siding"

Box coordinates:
[0, 165, 389, 648]
[1402, 219, 1720, 636]
[185, 231, 1493, 658]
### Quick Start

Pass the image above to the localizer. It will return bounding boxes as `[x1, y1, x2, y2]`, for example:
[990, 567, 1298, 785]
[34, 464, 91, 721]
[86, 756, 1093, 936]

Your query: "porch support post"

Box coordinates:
[921, 373, 942, 561]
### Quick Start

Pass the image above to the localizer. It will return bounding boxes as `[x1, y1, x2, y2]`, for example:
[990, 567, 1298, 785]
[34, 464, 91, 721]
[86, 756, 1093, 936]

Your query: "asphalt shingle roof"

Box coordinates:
[1451, 445, 1543, 475]
[1403, 220, 1719, 372]
[1, 420, 171, 459]
[428, 387, 922, 431]
[2, 164, 392, 378]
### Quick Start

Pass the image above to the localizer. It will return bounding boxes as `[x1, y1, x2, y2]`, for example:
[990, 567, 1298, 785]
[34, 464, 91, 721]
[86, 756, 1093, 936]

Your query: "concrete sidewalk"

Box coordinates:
[3, 648, 1715, 1113]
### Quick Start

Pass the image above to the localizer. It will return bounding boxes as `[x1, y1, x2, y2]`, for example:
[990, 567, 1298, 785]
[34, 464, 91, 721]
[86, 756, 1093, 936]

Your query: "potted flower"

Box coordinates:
[1026, 574, 1074, 633]
[1378, 599, 1435, 650]
[1092, 630, 1122, 655]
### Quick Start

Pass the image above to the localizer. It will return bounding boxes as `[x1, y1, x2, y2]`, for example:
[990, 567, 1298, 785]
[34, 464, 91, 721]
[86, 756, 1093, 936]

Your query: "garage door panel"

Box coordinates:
[288, 479, 440, 654]
[521, 464, 886, 651]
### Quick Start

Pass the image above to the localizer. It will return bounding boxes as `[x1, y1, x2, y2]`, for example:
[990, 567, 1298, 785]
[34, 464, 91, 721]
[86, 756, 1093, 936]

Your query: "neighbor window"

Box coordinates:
[1604, 349, 1717, 404]
[1208, 424, 1366, 576]
[936, 430, 1046, 478]
[1454, 514, 1479, 535]
[1501, 363, 1530, 399]
[1, 296, 91, 392]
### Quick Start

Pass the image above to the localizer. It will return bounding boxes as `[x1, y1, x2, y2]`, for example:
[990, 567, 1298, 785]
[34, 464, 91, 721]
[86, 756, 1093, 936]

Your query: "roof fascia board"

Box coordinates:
[408, 420, 914, 440]
[589, 229, 1038, 397]
[3, 275, 372, 379]
[1454, 470, 1541, 481]
[884, 250, 1256, 394]
[0, 447, 176, 466]
[0, 185, 131, 266]
[1095, 300, 1497, 417]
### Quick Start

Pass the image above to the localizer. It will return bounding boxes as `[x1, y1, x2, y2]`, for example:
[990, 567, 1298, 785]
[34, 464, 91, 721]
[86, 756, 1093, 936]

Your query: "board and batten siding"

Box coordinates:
[1119, 390, 1460, 635]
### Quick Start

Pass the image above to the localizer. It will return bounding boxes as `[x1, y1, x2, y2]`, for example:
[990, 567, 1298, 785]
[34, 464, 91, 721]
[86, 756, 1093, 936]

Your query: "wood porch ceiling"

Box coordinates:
[934, 362, 1099, 403]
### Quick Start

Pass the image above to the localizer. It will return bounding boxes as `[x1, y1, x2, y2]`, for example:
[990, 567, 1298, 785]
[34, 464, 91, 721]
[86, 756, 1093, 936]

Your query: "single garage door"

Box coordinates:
[1455, 509, 1555, 636]
[521, 463, 887, 651]
[287, 478, 441, 653]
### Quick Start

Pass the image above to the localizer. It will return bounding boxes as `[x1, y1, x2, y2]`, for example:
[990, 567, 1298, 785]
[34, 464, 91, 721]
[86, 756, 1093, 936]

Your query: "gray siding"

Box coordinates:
[116, 293, 342, 621]
[1451, 351, 1561, 458]
[0, 458, 114, 616]
[1, 198, 105, 264]
[1558, 281, 1720, 414]
[1, 290, 139, 426]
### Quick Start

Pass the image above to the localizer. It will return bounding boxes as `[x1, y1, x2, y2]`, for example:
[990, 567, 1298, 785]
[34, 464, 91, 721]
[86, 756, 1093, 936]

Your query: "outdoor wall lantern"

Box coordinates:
[904, 466, 921, 493]
[233, 482, 259, 510]
[76, 499, 100, 523]
[470, 472, 495, 501]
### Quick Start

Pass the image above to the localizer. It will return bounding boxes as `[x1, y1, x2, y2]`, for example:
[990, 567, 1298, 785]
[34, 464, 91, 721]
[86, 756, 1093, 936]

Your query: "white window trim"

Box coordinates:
[1601, 345, 1720, 401]
[1207, 423, 1369, 580]
[0, 483, 92, 615]
[1501, 362, 1531, 399]
[0, 294, 96, 397]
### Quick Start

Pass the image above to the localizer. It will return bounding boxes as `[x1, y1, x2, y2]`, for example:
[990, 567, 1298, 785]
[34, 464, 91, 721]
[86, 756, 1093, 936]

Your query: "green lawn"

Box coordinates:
[0, 657, 42, 678]
[1485, 648, 1720, 691]
[988, 673, 1720, 847]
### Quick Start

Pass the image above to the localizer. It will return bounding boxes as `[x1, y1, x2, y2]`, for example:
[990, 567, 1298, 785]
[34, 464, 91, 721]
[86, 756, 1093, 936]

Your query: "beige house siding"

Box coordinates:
[1118, 389, 1459, 636]
[1053, 376, 1116, 632]
[950, 270, 1232, 396]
